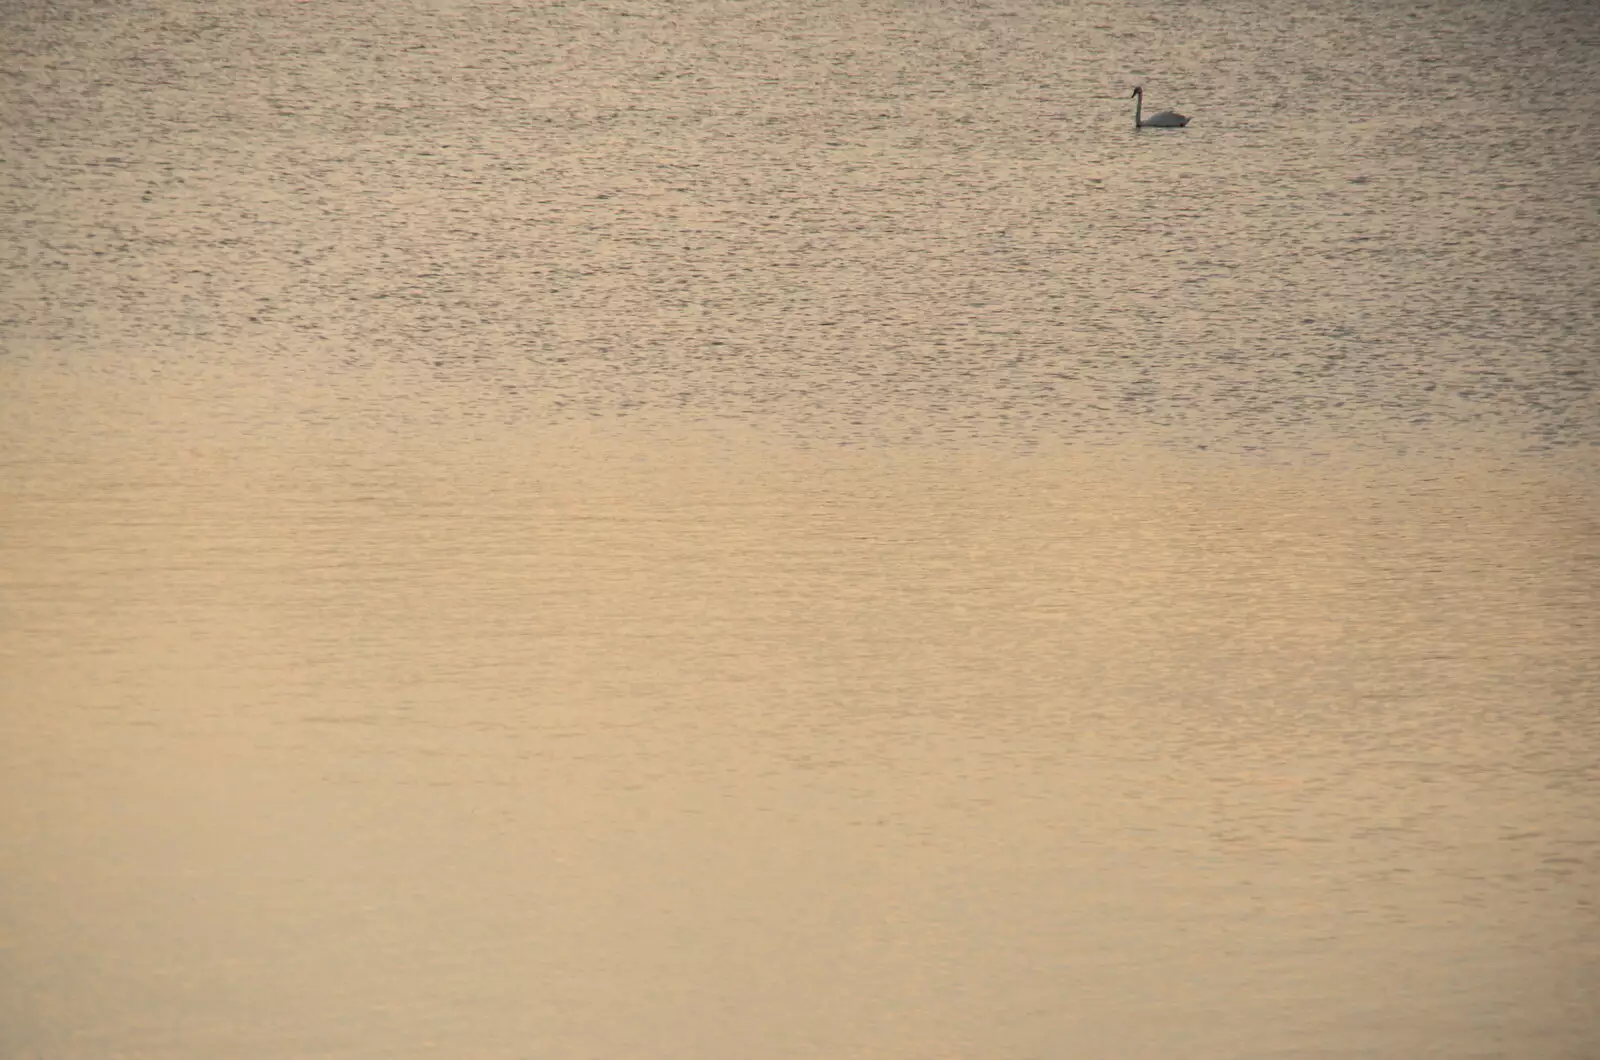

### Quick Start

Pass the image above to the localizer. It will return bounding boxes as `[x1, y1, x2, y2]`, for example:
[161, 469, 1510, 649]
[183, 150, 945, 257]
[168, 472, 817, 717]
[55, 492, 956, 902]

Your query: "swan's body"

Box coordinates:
[1132, 85, 1188, 128]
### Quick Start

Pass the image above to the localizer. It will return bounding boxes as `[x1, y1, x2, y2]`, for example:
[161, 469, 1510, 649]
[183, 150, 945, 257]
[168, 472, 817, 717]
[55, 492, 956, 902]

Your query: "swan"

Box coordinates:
[1131, 85, 1189, 128]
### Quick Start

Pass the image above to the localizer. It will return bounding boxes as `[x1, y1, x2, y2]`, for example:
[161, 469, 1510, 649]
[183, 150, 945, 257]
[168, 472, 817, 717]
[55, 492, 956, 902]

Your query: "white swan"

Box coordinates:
[1132, 85, 1189, 128]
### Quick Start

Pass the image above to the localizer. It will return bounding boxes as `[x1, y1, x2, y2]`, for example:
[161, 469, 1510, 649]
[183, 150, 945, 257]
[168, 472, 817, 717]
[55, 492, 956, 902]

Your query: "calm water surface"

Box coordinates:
[2, 0, 1597, 1057]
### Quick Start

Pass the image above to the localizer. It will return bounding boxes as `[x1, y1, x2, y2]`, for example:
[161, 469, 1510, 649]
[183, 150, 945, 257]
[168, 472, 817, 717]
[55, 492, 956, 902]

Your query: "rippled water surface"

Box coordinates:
[2, 0, 1597, 1057]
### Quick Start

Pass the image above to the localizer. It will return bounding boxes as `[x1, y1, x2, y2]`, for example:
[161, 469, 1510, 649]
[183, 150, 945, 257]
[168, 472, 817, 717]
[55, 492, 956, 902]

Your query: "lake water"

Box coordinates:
[2, 0, 1597, 1057]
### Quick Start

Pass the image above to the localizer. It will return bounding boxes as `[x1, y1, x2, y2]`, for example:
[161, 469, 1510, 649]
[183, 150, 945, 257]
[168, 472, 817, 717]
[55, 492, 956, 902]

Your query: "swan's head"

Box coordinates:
[1131, 85, 1143, 98]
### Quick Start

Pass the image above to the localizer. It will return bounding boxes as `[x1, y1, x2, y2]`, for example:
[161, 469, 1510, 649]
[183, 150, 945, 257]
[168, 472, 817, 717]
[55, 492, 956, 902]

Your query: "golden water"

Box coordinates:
[3, 0, 1597, 1056]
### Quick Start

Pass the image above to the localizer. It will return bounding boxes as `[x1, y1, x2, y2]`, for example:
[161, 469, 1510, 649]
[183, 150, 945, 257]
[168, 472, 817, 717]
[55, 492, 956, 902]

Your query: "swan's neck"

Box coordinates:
[1134, 93, 1142, 128]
